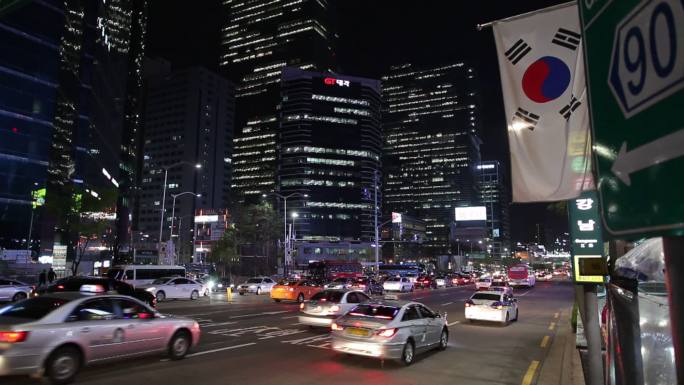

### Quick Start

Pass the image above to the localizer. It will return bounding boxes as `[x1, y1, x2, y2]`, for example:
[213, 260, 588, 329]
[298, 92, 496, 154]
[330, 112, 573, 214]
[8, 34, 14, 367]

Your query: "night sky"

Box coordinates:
[147, 0, 570, 244]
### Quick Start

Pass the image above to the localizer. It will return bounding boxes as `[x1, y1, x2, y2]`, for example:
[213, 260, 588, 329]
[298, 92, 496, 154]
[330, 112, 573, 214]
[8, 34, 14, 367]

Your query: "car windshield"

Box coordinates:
[332, 278, 348, 283]
[491, 281, 507, 287]
[107, 269, 124, 280]
[478, 278, 490, 282]
[311, 291, 344, 302]
[348, 304, 400, 320]
[152, 278, 172, 284]
[278, 280, 299, 286]
[472, 293, 502, 301]
[386, 278, 400, 282]
[0, 297, 70, 320]
[247, 278, 262, 283]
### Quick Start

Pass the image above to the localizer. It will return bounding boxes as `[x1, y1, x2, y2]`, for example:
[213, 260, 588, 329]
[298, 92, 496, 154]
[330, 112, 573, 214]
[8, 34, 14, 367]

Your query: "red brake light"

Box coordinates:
[376, 328, 397, 338]
[331, 323, 344, 331]
[0, 331, 29, 343]
[57, 285, 65, 290]
[330, 305, 340, 312]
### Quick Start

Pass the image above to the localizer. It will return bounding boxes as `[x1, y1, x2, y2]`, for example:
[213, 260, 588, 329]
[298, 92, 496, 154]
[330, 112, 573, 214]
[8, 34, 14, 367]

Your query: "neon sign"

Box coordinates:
[324, 77, 350, 87]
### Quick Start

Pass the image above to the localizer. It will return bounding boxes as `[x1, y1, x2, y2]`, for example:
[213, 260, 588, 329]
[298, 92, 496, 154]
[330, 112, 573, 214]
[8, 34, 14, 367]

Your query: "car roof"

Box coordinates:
[472, 291, 506, 297]
[360, 299, 416, 308]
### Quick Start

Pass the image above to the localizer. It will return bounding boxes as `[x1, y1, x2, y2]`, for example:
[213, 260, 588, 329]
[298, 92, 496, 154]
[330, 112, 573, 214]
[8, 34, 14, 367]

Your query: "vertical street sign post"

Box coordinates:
[579, 0, 684, 382]
[568, 190, 606, 385]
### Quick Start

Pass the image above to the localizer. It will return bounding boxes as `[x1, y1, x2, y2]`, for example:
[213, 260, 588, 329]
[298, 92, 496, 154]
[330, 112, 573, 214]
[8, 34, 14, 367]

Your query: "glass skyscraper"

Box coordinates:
[0, 0, 148, 262]
[220, 0, 336, 204]
[382, 63, 482, 257]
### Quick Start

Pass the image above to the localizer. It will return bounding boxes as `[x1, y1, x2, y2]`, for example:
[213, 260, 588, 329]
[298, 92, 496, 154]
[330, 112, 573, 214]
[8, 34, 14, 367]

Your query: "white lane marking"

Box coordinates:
[290, 322, 303, 326]
[198, 321, 238, 328]
[441, 302, 453, 306]
[281, 315, 299, 319]
[517, 289, 534, 297]
[414, 297, 425, 300]
[447, 321, 461, 326]
[229, 310, 289, 319]
[186, 343, 257, 358]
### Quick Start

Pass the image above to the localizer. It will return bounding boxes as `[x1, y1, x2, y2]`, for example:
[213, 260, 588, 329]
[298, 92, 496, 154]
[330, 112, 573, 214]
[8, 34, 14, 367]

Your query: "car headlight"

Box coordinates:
[207, 281, 216, 289]
[229, 284, 235, 288]
[146, 287, 156, 292]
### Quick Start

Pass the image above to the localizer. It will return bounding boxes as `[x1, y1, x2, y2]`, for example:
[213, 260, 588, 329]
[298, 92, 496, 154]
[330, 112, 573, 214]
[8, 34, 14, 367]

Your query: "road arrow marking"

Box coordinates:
[612, 129, 684, 186]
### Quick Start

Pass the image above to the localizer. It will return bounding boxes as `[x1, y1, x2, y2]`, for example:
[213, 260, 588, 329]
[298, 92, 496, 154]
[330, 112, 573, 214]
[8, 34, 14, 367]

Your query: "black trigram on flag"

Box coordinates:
[505, 39, 531, 65]
[559, 96, 581, 120]
[513, 107, 540, 131]
[552, 28, 581, 51]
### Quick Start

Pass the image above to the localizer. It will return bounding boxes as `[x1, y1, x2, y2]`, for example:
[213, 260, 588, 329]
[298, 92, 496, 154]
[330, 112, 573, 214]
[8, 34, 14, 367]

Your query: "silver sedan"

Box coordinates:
[331, 300, 448, 365]
[299, 289, 371, 327]
[0, 278, 34, 302]
[0, 292, 200, 384]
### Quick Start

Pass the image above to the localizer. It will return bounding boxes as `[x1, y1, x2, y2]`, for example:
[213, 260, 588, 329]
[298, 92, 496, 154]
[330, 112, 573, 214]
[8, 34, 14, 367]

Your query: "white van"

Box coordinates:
[106, 265, 186, 286]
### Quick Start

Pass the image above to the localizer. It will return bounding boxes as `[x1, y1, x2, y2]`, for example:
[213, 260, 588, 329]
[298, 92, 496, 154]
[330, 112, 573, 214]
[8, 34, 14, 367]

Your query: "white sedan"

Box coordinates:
[465, 291, 518, 325]
[139, 277, 204, 302]
[237, 277, 277, 295]
[383, 277, 414, 292]
[476, 278, 492, 290]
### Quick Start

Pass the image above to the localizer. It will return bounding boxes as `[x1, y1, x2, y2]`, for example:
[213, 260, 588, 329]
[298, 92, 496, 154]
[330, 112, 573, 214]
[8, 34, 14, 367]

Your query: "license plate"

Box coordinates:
[347, 328, 370, 337]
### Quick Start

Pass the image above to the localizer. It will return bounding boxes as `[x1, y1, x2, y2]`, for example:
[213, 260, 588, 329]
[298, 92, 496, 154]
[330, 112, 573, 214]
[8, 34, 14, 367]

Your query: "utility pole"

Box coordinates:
[374, 170, 379, 273]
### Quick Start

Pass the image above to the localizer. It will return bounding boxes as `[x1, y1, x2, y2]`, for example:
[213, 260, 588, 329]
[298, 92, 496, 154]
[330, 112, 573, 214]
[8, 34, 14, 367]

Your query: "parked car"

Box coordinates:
[383, 277, 414, 292]
[0, 292, 199, 384]
[465, 291, 519, 325]
[299, 289, 371, 327]
[138, 277, 204, 302]
[331, 300, 448, 365]
[271, 279, 324, 303]
[237, 277, 277, 295]
[350, 276, 384, 295]
[40, 276, 156, 308]
[0, 278, 34, 302]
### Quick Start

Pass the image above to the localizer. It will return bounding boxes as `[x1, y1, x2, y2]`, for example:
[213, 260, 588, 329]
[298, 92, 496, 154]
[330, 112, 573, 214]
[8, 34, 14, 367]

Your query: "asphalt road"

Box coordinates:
[6, 279, 574, 385]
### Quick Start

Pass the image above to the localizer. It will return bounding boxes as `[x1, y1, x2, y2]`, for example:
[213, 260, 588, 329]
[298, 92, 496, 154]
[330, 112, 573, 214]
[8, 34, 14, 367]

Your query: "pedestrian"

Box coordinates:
[47, 267, 56, 284]
[38, 269, 46, 287]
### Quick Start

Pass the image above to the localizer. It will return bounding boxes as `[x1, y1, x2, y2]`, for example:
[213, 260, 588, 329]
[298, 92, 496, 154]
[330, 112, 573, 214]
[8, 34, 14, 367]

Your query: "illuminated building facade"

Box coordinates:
[279, 67, 381, 242]
[220, 0, 336, 204]
[139, 66, 235, 260]
[382, 63, 482, 257]
[0, 0, 148, 262]
[477, 160, 511, 259]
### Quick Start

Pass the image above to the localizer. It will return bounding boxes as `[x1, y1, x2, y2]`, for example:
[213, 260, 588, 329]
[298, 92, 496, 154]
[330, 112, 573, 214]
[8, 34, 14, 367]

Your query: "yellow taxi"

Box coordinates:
[271, 279, 324, 303]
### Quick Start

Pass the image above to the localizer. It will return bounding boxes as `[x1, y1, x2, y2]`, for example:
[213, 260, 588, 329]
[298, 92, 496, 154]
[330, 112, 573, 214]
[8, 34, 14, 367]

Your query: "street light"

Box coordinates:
[170, 191, 201, 244]
[158, 162, 202, 246]
[263, 192, 309, 274]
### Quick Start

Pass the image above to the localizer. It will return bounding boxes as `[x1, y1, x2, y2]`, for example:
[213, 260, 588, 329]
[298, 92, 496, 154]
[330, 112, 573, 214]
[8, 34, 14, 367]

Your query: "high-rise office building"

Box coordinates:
[382, 63, 482, 257]
[0, 0, 148, 263]
[138, 66, 235, 262]
[220, 0, 336, 204]
[278, 67, 382, 246]
[477, 160, 511, 258]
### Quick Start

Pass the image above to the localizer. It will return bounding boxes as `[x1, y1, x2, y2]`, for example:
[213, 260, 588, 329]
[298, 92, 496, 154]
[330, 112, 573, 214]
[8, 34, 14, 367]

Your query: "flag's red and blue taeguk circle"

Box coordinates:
[521, 56, 570, 103]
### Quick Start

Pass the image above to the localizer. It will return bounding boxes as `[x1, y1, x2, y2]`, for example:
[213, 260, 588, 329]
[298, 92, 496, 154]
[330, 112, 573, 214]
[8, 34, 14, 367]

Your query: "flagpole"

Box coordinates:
[476, 1, 576, 30]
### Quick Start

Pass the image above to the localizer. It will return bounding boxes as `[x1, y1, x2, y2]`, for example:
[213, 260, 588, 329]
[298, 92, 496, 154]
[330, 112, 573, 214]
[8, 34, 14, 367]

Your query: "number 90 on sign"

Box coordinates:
[608, 0, 684, 118]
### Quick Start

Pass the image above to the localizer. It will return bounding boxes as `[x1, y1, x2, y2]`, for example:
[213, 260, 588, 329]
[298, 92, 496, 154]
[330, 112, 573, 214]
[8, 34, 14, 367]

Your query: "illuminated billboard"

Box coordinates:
[391, 212, 402, 223]
[455, 206, 486, 221]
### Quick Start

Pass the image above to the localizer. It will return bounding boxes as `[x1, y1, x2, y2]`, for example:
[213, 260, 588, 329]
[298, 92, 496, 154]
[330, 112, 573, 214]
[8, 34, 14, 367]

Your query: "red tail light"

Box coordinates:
[57, 285, 65, 290]
[331, 322, 344, 331]
[0, 331, 29, 343]
[376, 328, 397, 338]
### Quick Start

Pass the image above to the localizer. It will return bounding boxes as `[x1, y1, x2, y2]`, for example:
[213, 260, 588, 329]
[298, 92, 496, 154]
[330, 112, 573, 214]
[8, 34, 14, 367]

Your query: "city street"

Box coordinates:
[6, 280, 573, 385]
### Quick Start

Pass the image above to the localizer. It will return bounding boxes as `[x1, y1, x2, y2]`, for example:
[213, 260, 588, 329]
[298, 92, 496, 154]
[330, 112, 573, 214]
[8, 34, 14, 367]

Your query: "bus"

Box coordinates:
[308, 260, 363, 281]
[507, 264, 536, 288]
[107, 265, 186, 286]
[378, 263, 422, 282]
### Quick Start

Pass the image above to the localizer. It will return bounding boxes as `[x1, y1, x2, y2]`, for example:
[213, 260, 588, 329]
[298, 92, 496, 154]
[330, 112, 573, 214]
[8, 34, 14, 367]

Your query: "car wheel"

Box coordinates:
[438, 328, 449, 351]
[502, 312, 510, 325]
[400, 340, 415, 366]
[190, 290, 199, 300]
[297, 293, 305, 303]
[274, 299, 281, 302]
[239, 292, 245, 296]
[12, 292, 27, 302]
[514, 309, 519, 321]
[45, 345, 81, 385]
[168, 330, 191, 360]
[256, 287, 262, 295]
[156, 291, 166, 302]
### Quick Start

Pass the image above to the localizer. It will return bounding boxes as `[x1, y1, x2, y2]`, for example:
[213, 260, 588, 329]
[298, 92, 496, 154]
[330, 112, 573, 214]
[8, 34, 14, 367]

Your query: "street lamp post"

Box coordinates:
[170, 192, 201, 264]
[157, 162, 201, 250]
[263, 192, 308, 275]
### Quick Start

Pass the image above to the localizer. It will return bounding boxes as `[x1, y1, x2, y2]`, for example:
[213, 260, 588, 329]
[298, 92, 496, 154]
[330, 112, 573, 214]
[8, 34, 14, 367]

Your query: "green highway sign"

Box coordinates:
[580, 0, 684, 238]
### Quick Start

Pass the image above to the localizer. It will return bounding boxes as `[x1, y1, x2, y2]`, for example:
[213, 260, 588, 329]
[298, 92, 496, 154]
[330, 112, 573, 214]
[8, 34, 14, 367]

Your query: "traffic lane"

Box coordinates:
[4, 281, 573, 385]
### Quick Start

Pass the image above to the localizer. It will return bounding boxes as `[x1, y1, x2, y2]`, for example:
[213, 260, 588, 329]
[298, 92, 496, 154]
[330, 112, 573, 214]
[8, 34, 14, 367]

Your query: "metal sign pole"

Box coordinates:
[663, 237, 684, 385]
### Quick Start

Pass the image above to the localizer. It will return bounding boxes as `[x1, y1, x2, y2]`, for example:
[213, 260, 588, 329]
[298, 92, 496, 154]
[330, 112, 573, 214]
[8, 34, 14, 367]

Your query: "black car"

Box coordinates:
[350, 276, 384, 295]
[39, 276, 156, 308]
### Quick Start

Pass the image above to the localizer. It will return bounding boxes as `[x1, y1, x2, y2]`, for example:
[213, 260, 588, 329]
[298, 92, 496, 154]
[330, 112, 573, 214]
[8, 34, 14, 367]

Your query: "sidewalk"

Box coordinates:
[537, 310, 586, 385]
